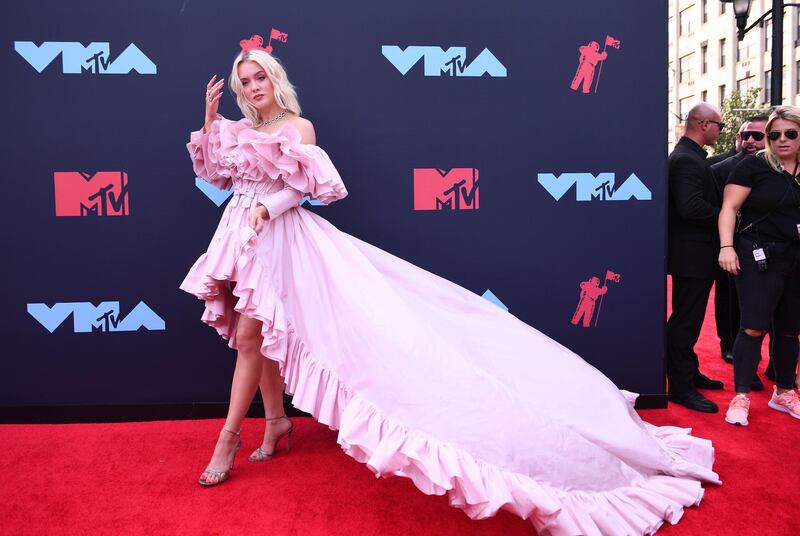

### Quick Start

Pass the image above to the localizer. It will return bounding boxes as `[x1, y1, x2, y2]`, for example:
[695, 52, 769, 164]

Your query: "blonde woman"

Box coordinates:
[185, 50, 317, 486]
[182, 43, 720, 535]
[719, 105, 800, 426]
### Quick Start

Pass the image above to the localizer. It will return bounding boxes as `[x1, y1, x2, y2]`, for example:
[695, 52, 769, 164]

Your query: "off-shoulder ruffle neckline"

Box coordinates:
[239, 118, 315, 147]
[192, 115, 348, 205]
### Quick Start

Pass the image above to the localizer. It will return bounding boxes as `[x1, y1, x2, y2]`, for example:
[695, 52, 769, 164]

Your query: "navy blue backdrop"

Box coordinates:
[1, 0, 668, 412]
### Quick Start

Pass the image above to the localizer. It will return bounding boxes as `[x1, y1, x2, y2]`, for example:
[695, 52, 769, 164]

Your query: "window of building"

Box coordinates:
[737, 76, 756, 94]
[668, 61, 675, 91]
[796, 17, 800, 46]
[720, 2, 726, 15]
[765, 71, 771, 103]
[701, 42, 708, 74]
[794, 10, 800, 46]
[701, 90, 708, 102]
[679, 53, 695, 84]
[796, 61, 800, 94]
[783, 66, 787, 103]
[719, 84, 726, 104]
[702, 0, 708, 23]
[719, 38, 726, 67]
[680, 7, 693, 36]
[679, 96, 695, 120]
[737, 31, 757, 62]
[765, 17, 772, 51]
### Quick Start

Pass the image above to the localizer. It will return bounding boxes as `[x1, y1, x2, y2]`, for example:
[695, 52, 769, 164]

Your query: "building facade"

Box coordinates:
[668, 0, 800, 150]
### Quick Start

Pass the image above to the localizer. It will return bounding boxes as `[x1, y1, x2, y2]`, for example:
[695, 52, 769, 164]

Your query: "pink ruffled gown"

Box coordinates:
[181, 117, 719, 536]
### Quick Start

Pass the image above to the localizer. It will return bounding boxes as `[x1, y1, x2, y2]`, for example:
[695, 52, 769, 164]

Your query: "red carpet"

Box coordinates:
[1, 283, 799, 535]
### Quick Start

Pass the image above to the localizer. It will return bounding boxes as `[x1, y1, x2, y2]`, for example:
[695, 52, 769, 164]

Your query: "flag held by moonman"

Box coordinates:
[270, 28, 288, 43]
[605, 36, 621, 49]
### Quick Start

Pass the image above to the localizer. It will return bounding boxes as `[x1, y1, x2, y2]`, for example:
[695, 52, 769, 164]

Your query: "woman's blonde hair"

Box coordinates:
[228, 50, 301, 124]
[763, 105, 800, 171]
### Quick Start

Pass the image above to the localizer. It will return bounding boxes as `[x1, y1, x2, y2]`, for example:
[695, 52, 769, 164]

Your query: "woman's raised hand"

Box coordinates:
[204, 75, 225, 127]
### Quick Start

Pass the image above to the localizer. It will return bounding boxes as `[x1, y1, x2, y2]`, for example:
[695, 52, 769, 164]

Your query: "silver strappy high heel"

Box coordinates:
[248, 415, 294, 462]
[198, 427, 242, 487]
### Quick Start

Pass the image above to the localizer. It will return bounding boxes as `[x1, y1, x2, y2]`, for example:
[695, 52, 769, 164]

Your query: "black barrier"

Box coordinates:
[1, 0, 668, 416]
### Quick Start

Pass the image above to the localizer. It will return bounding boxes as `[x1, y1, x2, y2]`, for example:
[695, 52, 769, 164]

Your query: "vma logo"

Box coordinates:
[55, 172, 129, 217]
[14, 42, 156, 74]
[27, 301, 165, 333]
[414, 168, 479, 211]
[194, 178, 326, 208]
[537, 173, 652, 202]
[382, 46, 507, 77]
[195, 177, 233, 207]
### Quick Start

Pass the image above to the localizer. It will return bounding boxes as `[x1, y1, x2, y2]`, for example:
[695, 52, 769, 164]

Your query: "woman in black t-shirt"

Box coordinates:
[718, 105, 800, 427]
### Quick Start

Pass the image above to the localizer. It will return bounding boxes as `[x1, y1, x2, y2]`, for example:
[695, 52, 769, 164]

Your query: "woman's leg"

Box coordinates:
[770, 266, 800, 394]
[199, 315, 264, 484]
[732, 328, 767, 394]
[251, 357, 293, 458]
[259, 357, 287, 419]
[726, 242, 782, 426]
[730, 246, 781, 395]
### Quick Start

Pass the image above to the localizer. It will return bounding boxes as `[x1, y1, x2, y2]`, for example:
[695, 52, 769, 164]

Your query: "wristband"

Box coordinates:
[720, 245, 734, 249]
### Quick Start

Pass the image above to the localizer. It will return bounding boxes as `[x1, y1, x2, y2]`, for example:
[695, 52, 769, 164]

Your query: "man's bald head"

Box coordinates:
[684, 103, 723, 147]
[686, 103, 721, 123]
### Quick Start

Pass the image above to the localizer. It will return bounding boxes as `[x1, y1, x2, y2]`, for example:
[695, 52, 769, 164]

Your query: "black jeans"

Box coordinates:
[732, 238, 800, 393]
[714, 272, 740, 353]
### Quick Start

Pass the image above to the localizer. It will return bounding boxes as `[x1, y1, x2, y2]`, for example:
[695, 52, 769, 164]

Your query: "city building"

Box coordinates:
[668, 0, 800, 150]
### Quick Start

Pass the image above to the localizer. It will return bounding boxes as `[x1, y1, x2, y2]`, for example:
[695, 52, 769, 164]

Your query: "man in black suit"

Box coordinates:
[667, 103, 726, 413]
[706, 146, 737, 166]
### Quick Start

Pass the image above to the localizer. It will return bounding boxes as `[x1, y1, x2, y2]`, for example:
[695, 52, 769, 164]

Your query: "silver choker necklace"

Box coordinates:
[255, 110, 288, 128]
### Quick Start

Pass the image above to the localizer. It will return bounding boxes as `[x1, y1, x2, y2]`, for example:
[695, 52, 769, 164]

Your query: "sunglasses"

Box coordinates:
[703, 119, 726, 130]
[740, 131, 765, 141]
[767, 129, 799, 141]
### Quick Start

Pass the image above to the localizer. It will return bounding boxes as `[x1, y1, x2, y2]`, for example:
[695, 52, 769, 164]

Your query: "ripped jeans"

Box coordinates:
[732, 238, 800, 393]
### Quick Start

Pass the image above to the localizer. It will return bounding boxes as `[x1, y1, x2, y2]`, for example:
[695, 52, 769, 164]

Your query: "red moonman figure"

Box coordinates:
[570, 41, 608, 94]
[571, 276, 608, 327]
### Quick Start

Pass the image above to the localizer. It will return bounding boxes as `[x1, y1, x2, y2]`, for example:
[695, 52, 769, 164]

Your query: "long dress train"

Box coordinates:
[180, 117, 720, 536]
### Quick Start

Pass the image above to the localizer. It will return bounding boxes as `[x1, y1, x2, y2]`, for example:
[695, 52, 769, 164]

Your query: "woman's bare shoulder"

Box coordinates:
[289, 115, 316, 145]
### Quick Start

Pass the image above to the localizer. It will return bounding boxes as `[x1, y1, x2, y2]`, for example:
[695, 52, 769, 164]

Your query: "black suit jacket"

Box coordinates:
[711, 151, 747, 189]
[667, 137, 723, 278]
[707, 147, 737, 166]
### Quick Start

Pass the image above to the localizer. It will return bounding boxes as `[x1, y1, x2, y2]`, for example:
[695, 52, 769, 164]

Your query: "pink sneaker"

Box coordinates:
[768, 388, 800, 420]
[725, 394, 750, 426]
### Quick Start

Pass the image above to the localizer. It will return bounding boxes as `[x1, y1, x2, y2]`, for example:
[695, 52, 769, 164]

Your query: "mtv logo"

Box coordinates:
[414, 168, 479, 211]
[14, 42, 157, 74]
[54, 172, 129, 217]
[537, 173, 652, 202]
[382, 46, 507, 77]
[27, 301, 165, 333]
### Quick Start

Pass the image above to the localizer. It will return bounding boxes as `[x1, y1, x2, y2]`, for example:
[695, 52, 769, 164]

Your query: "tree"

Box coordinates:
[712, 88, 767, 155]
